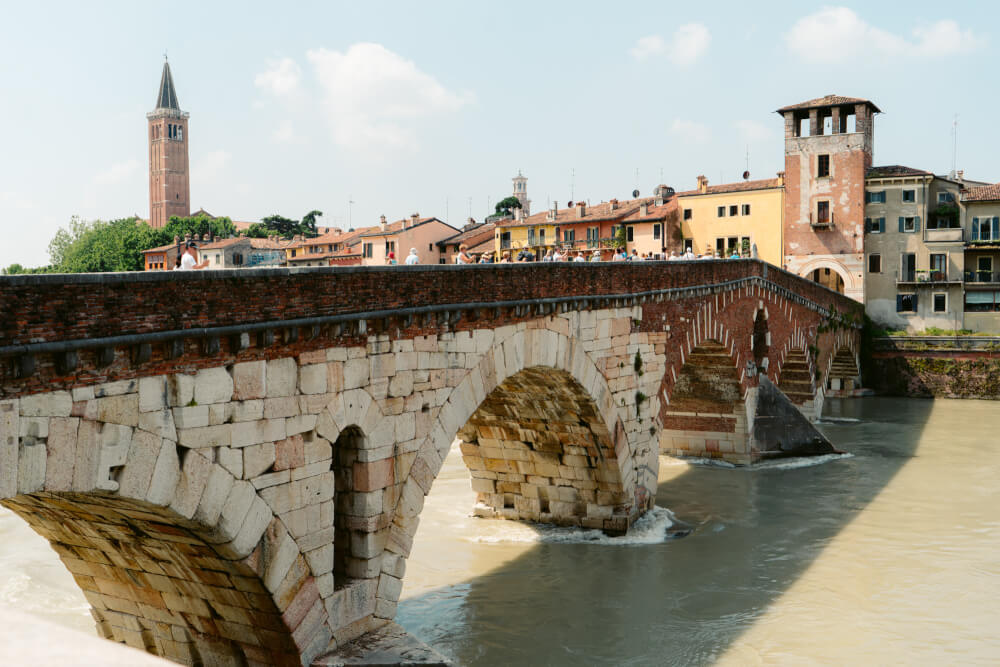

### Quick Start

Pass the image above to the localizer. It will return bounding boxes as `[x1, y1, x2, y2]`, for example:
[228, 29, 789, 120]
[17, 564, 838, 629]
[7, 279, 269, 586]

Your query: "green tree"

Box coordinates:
[300, 210, 323, 234]
[494, 196, 522, 216]
[258, 212, 321, 239]
[244, 223, 269, 238]
[2, 264, 25, 275]
[612, 225, 627, 249]
[52, 217, 162, 273]
[161, 214, 236, 241]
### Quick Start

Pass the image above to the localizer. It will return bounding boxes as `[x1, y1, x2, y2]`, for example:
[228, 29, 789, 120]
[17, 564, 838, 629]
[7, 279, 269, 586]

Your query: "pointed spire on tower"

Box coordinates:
[155, 58, 180, 111]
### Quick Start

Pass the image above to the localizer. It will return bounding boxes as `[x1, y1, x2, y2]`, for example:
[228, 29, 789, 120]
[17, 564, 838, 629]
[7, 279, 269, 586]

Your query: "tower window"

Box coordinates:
[817, 155, 830, 178]
[816, 201, 830, 225]
[868, 254, 881, 273]
[653, 223, 661, 240]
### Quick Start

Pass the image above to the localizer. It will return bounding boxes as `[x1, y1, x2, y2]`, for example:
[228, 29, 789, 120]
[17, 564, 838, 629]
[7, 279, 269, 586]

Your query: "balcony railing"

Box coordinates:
[810, 211, 834, 229]
[964, 270, 1000, 284]
[897, 269, 956, 284]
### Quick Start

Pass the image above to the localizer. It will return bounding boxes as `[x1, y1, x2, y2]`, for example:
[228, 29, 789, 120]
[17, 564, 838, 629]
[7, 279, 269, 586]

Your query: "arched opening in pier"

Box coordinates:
[332, 425, 367, 590]
[455, 366, 631, 533]
[660, 340, 748, 463]
[778, 347, 815, 406]
[827, 346, 860, 392]
[0, 492, 301, 667]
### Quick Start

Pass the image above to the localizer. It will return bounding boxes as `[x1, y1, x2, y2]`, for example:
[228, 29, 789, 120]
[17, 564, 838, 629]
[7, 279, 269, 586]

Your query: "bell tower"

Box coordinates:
[512, 170, 531, 216]
[147, 58, 190, 228]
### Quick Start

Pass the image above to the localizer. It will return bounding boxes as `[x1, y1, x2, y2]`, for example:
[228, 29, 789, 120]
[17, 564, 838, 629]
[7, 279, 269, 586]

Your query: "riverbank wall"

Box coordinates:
[868, 336, 1000, 399]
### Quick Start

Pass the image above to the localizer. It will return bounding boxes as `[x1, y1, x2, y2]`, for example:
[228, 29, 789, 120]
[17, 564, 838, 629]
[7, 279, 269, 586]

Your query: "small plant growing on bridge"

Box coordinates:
[634, 351, 644, 376]
[635, 390, 647, 417]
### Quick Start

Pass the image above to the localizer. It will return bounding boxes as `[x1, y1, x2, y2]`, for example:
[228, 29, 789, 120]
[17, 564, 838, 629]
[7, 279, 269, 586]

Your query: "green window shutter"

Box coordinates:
[914, 216, 921, 232]
[896, 294, 903, 312]
[912, 294, 918, 311]
[864, 218, 871, 233]
[898, 217, 905, 233]
[972, 217, 980, 241]
[879, 217, 886, 233]
[994, 217, 1000, 240]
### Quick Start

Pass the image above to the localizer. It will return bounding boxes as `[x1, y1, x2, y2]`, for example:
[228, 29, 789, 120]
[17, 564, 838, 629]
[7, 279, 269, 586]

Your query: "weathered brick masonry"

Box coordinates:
[0, 261, 860, 665]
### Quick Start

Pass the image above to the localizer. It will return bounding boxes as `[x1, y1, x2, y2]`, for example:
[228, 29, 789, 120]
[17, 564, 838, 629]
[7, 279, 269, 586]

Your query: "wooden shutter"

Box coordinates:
[972, 217, 980, 241]
[864, 218, 872, 233]
[898, 217, 905, 233]
[993, 217, 1000, 240]
[914, 216, 921, 232]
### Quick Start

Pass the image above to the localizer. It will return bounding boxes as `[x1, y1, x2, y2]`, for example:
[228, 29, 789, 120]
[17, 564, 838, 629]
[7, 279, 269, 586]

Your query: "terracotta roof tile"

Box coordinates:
[962, 183, 1000, 202]
[776, 95, 880, 113]
[360, 217, 455, 237]
[677, 177, 783, 197]
[438, 222, 496, 246]
[500, 198, 656, 228]
[866, 165, 932, 178]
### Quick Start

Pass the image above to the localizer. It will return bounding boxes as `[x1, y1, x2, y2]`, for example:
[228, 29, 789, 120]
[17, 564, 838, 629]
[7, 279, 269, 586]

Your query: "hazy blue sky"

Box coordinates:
[0, 1, 994, 267]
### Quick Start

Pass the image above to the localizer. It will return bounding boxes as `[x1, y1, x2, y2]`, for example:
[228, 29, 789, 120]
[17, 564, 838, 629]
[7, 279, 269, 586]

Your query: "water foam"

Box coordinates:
[469, 505, 677, 546]
[662, 452, 853, 471]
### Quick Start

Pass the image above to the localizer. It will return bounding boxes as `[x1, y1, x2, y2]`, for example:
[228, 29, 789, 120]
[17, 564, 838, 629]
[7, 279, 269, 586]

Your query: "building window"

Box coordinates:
[539, 228, 545, 245]
[972, 216, 999, 242]
[900, 217, 917, 233]
[816, 201, 830, 225]
[933, 293, 947, 313]
[902, 189, 916, 203]
[428, 243, 433, 251]
[938, 192, 955, 204]
[717, 206, 725, 218]
[729, 205, 738, 217]
[896, 293, 917, 313]
[742, 204, 751, 216]
[563, 229, 575, 242]
[683, 208, 692, 220]
[527, 228, 536, 245]
[817, 154, 830, 178]
[865, 217, 885, 233]
[653, 223, 661, 240]
[683, 238, 693, 253]
[499, 232, 511, 249]
[901, 253, 916, 281]
[928, 216, 960, 230]
[385, 241, 395, 255]
[626, 226, 634, 242]
[363, 243, 373, 258]
[868, 254, 881, 273]
[866, 191, 886, 204]
[965, 290, 1000, 312]
[929, 254, 947, 280]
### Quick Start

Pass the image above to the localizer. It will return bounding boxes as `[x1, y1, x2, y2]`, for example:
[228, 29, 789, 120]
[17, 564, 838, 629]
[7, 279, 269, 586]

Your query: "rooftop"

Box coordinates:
[154, 60, 181, 111]
[776, 95, 880, 114]
[866, 165, 933, 179]
[437, 222, 496, 247]
[962, 183, 1000, 203]
[359, 216, 454, 238]
[678, 177, 784, 197]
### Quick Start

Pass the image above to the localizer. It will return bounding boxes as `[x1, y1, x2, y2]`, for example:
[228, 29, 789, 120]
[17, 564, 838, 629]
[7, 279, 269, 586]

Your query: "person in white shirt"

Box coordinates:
[573, 251, 587, 262]
[552, 249, 563, 262]
[405, 248, 419, 265]
[178, 242, 208, 270]
[455, 244, 473, 264]
[683, 247, 695, 260]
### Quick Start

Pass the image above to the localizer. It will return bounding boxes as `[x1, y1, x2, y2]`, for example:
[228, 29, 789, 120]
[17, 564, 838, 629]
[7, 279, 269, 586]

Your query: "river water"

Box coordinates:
[2, 397, 999, 665]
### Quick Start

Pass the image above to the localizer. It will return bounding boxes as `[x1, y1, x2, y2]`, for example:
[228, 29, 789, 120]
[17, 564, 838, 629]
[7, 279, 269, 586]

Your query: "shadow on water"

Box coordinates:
[396, 397, 933, 666]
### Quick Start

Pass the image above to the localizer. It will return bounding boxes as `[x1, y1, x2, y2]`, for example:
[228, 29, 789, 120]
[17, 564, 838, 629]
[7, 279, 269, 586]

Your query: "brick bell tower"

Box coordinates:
[778, 95, 879, 302]
[147, 58, 190, 228]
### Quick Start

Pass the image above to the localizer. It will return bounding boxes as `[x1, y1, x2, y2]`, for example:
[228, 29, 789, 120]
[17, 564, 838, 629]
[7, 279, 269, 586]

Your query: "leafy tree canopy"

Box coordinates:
[161, 214, 236, 241]
[50, 216, 163, 273]
[259, 211, 322, 239]
[494, 196, 522, 216]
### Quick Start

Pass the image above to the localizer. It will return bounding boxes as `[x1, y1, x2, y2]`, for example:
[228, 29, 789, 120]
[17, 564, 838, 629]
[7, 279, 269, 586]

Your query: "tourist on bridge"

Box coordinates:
[455, 244, 473, 264]
[178, 241, 208, 270]
[385, 252, 397, 265]
[516, 246, 535, 262]
[405, 248, 419, 265]
[574, 251, 587, 262]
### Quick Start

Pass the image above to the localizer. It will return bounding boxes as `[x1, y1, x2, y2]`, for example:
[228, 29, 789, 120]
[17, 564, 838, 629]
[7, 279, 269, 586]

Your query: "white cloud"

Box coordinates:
[735, 120, 770, 143]
[632, 24, 711, 66]
[272, 120, 297, 144]
[786, 7, 983, 63]
[306, 43, 473, 152]
[671, 119, 711, 143]
[630, 35, 665, 61]
[0, 191, 33, 210]
[192, 150, 232, 183]
[255, 57, 302, 97]
[94, 159, 139, 185]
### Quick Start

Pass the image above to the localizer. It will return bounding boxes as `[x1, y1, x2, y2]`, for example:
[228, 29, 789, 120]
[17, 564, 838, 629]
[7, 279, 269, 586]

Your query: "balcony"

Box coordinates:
[964, 270, 1000, 284]
[896, 269, 958, 285]
[809, 210, 834, 229]
[926, 228, 963, 242]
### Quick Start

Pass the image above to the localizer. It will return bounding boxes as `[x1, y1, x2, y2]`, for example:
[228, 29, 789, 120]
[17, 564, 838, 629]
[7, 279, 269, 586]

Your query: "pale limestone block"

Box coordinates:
[167, 374, 195, 408]
[381, 552, 406, 579]
[146, 438, 180, 506]
[243, 442, 276, 479]
[71, 386, 94, 402]
[19, 417, 48, 439]
[267, 358, 298, 398]
[20, 391, 72, 417]
[92, 394, 139, 427]
[300, 471, 334, 504]
[217, 447, 243, 479]
[208, 479, 254, 544]
[376, 574, 403, 603]
[251, 469, 290, 489]
[194, 464, 235, 527]
[138, 376, 168, 413]
[232, 361, 266, 400]
[170, 450, 214, 519]
[193, 367, 234, 405]
[0, 400, 19, 498]
[343, 358, 369, 390]
[233, 400, 264, 422]
[230, 419, 285, 448]
[286, 414, 317, 437]
[44, 417, 78, 492]
[138, 409, 177, 442]
[387, 371, 414, 398]
[264, 396, 299, 419]
[208, 402, 234, 426]
[304, 436, 332, 465]
[351, 530, 385, 559]
[299, 364, 327, 395]
[315, 408, 340, 444]
[367, 416, 395, 450]
[284, 502, 322, 539]
[264, 529, 300, 593]
[94, 379, 137, 397]
[333, 389, 372, 433]
[371, 354, 396, 379]
[368, 377, 389, 401]
[394, 412, 415, 443]
[394, 351, 417, 372]
[225, 494, 272, 557]
[397, 480, 425, 519]
[586, 503, 613, 519]
[177, 424, 231, 449]
[302, 528, 335, 554]
[260, 481, 303, 515]
[172, 405, 208, 429]
[118, 429, 162, 500]
[305, 544, 333, 577]
[374, 598, 397, 620]
[17, 440, 45, 494]
[349, 489, 383, 518]
[473, 328, 494, 353]
[95, 423, 132, 491]
[327, 347, 348, 361]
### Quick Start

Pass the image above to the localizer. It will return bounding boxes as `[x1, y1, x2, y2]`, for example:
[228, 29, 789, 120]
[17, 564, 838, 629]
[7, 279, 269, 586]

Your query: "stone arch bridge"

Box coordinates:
[0, 261, 861, 665]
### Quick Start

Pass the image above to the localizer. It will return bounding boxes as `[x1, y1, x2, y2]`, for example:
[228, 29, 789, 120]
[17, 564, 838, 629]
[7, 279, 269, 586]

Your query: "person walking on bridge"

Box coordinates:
[405, 248, 419, 265]
[178, 241, 208, 270]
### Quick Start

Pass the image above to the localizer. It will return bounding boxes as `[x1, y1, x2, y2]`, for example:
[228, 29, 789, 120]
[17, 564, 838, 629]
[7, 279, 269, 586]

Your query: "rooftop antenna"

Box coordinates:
[164, 50, 168, 61]
[743, 145, 751, 180]
[570, 168, 575, 201]
[635, 167, 640, 190]
[446, 196, 449, 223]
[951, 114, 959, 176]
[348, 195, 354, 229]
[659, 167, 664, 183]
[467, 197, 472, 219]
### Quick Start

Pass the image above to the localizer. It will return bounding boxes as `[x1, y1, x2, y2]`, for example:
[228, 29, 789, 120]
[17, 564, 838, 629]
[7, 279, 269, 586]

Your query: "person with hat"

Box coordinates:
[405, 248, 420, 265]
[178, 241, 209, 270]
[386, 252, 397, 265]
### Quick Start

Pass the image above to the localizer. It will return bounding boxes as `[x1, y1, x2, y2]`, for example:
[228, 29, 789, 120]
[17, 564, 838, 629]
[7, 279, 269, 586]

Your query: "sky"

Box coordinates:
[0, 1, 995, 268]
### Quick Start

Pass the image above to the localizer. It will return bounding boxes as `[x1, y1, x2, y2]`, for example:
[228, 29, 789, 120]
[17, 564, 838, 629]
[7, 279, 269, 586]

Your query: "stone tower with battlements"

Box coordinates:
[147, 59, 190, 228]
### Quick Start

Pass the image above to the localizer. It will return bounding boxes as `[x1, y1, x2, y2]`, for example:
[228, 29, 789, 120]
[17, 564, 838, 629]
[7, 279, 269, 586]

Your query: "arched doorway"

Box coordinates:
[810, 267, 845, 293]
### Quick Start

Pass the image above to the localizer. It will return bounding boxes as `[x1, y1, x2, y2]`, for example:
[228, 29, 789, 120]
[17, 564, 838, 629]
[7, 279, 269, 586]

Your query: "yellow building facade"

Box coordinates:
[677, 176, 785, 264]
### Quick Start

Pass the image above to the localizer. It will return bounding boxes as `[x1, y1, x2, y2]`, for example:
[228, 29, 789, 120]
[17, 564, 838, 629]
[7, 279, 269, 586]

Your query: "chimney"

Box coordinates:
[609, 199, 618, 211]
[514, 207, 523, 221]
[380, 215, 387, 231]
[576, 201, 586, 218]
[640, 202, 648, 217]
[777, 171, 785, 186]
[697, 175, 709, 193]
[411, 213, 420, 228]
[957, 170, 965, 181]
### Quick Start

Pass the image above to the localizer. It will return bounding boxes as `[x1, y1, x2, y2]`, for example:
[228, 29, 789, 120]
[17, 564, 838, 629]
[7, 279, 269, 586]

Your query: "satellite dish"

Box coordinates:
[742, 171, 750, 180]
[632, 189, 640, 198]
[567, 201, 574, 207]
